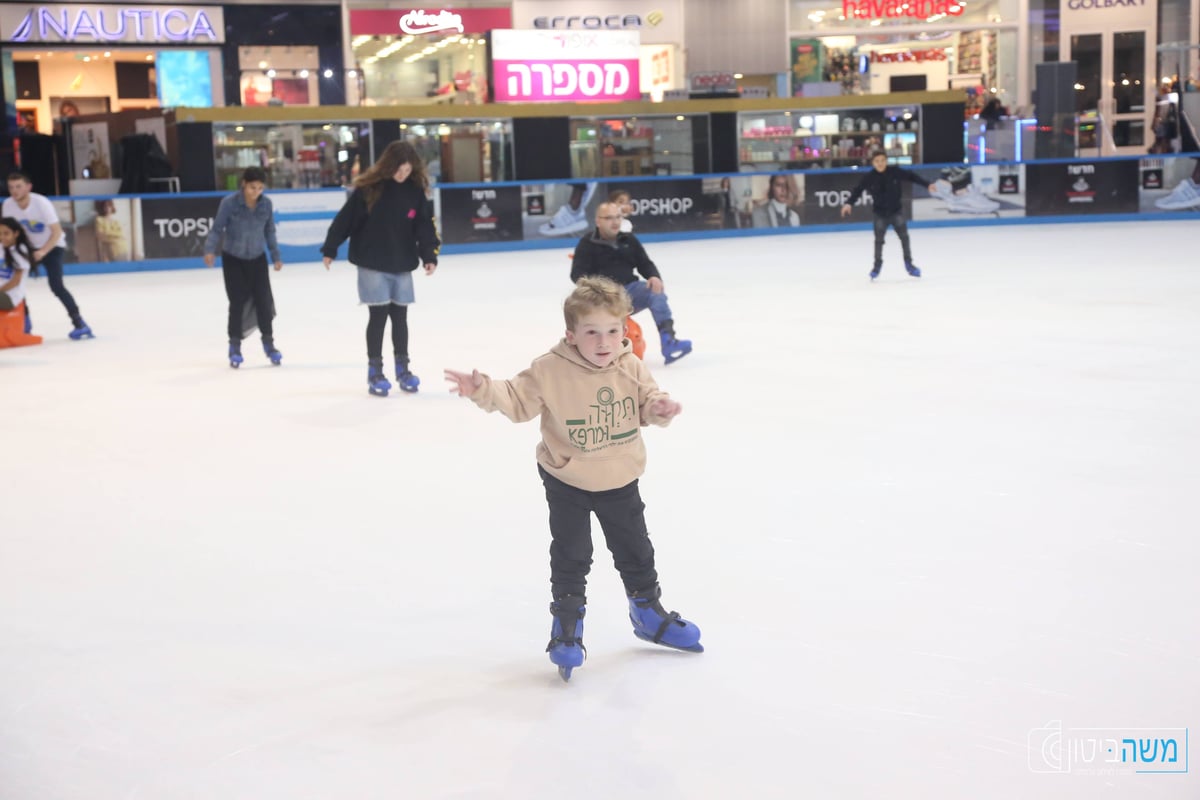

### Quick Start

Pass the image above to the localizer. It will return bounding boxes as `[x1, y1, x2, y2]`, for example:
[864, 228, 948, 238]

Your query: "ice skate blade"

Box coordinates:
[369, 387, 389, 397]
[663, 347, 691, 365]
[633, 629, 705, 653]
[558, 665, 574, 682]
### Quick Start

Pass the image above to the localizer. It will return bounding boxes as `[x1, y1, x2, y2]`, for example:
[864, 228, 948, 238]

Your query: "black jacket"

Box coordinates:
[846, 166, 928, 217]
[321, 180, 440, 273]
[570, 230, 661, 286]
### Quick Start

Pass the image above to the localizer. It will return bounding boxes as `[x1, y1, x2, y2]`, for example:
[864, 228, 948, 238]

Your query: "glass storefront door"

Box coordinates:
[1067, 31, 1149, 155]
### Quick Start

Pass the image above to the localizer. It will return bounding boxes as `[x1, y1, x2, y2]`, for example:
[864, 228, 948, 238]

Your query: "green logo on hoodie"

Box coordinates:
[565, 386, 639, 452]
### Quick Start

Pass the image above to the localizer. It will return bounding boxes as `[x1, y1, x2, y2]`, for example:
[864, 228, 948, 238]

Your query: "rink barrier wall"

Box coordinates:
[41, 153, 1200, 276]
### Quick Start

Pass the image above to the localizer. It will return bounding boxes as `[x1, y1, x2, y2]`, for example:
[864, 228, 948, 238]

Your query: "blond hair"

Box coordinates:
[564, 276, 633, 330]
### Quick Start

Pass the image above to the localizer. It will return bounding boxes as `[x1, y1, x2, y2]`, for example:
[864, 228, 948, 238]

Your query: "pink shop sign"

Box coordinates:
[493, 59, 640, 102]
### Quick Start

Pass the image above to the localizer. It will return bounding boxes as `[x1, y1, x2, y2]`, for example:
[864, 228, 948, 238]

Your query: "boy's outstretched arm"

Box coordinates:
[444, 368, 483, 396]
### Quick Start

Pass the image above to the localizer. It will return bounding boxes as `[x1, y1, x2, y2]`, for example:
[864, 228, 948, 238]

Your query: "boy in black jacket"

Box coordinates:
[841, 151, 937, 280]
[570, 202, 692, 364]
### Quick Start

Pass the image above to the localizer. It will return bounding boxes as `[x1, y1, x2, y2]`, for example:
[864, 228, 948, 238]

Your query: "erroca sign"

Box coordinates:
[2, 4, 224, 44]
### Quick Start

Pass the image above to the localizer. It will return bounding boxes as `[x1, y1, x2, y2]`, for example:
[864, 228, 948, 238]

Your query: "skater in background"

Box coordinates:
[0, 217, 33, 312]
[840, 150, 936, 280]
[321, 140, 439, 397]
[204, 167, 284, 368]
[608, 188, 635, 233]
[3, 171, 92, 339]
[570, 202, 692, 365]
[444, 276, 703, 681]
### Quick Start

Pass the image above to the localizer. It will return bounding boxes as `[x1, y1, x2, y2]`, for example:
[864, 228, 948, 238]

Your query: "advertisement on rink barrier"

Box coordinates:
[603, 178, 715, 234]
[520, 181, 604, 241]
[439, 185, 523, 243]
[1025, 160, 1139, 216]
[911, 164, 1026, 220]
[138, 195, 222, 259]
[1139, 156, 1200, 213]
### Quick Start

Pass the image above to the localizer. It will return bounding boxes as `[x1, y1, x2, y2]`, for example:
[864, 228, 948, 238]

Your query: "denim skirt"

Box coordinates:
[357, 267, 414, 305]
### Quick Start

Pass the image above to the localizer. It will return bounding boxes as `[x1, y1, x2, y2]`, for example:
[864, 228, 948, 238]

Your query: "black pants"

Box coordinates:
[366, 304, 408, 363]
[539, 465, 658, 599]
[38, 247, 83, 326]
[222, 252, 273, 341]
[873, 213, 913, 267]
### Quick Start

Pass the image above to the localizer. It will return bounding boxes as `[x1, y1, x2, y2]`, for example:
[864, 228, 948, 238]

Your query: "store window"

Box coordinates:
[569, 117, 695, 179]
[212, 122, 370, 190]
[738, 106, 920, 171]
[400, 120, 513, 184]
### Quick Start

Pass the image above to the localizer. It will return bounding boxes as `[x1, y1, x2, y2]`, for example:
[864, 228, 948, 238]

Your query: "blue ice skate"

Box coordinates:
[547, 595, 586, 682]
[263, 338, 283, 366]
[660, 332, 692, 365]
[628, 585, 703, 653]
[228, 341, 244, 368]
[869, 265, 881, 280]
[905, 262, 921, 278]
[69, 321, 94, 340]
[368, 361, 391, 397]
[396, 360, 420, 393]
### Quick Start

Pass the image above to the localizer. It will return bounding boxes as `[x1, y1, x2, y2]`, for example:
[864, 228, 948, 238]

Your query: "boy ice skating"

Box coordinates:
[841, 151, 937, 280]
[571, 202, 692, 364]
[444, 276, 703, 681]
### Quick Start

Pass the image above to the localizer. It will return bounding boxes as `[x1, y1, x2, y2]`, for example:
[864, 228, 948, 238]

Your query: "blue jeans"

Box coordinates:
[623, 280, 672, 331]
[38, 247, 83, 326]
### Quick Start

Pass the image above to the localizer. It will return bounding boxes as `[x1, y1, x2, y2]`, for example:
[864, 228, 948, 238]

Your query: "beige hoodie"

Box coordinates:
[468, 338, 674, 492]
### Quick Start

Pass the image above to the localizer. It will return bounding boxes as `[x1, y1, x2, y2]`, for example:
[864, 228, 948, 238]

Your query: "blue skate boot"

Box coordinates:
[395, 358, 420, 393]
[228, 340, 244, 368]
[547, 594, 587, 682]
[367, 360, 392, 397]
[628, 585, 703, 653]
[69, 319, 94, 340]
[263, 337, 282, 366]
[658, 321, 692, 365]
[869, 265, 881, 280]
[905, 262, 921, 278]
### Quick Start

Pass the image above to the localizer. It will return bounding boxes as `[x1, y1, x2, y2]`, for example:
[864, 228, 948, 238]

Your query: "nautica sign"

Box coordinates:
[2, 4, 224, 44]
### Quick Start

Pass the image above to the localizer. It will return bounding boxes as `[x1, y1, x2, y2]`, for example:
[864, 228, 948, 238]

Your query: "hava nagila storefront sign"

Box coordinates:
[490, 29, 641, 103]
[1, 4, 224, 44]
[841, 0, 963, 19]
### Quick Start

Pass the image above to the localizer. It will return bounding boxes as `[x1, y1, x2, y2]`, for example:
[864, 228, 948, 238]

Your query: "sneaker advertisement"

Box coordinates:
[911, 165, 1025, 220]
[1144, 157, 1200, 212]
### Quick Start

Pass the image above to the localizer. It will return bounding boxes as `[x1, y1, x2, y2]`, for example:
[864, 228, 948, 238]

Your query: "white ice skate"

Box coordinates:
[1155, 178, 1200, 210]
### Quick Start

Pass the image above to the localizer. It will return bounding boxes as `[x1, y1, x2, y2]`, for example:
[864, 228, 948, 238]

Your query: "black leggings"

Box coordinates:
[366, 303, 408, 362]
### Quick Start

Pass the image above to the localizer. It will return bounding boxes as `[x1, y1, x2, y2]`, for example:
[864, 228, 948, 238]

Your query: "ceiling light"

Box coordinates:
[323, 68, 333, 78]
[267, 68, 276, 77]
[299, 69, 309, 78]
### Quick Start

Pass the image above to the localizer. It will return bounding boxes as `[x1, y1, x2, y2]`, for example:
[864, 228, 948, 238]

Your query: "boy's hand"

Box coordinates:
[927, 183, 938, 193]
[424, 262, 437, 275]
[444, 368, 483, 396]
[647, 276, 664, 294]
[649, 398, 682, 420]
[273, 260, 283, 271]
[203, 253, 216, 268]
[322, 256, 333, 270]
[840, 204, 852, 218]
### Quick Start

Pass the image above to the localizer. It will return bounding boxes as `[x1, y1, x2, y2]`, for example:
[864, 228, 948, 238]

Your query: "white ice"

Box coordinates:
[3, 221, 1198, 800]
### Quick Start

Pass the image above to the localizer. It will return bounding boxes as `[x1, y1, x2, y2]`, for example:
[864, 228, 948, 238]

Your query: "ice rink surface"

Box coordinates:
[3, 220, 1198, 800]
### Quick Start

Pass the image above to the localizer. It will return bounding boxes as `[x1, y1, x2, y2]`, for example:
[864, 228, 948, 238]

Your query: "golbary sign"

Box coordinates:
[2, 4, 224, 43]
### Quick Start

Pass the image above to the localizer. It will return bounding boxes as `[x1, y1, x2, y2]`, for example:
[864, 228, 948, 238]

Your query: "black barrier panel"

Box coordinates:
[140, 195, 223, 259]
[802, 170, 908, 225]
[615, 179, 713, 233]
[440, 185, 523, 244]
[1025, 160, 1139, 216]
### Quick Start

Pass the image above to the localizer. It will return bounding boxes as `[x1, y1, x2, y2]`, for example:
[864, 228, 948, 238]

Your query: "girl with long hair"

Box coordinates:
[321, 141, 440, 396]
